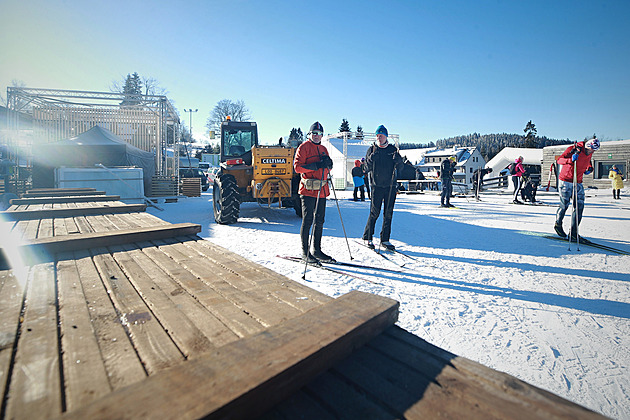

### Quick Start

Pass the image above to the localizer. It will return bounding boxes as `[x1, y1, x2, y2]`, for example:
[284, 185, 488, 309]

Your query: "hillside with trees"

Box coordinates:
[401, 123, 574, 161]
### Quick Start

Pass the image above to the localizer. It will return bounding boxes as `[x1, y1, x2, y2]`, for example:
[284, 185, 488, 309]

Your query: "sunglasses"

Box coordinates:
[311, 131, 323, 136]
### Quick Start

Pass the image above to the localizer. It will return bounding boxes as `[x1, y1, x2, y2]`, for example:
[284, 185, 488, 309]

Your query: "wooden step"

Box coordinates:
[17, 223, 202, 257]
[1, 204, 147, 221]
[23, 190, 106, 198]
[60, 290, 399, 420]
[10, 195, 121, 205]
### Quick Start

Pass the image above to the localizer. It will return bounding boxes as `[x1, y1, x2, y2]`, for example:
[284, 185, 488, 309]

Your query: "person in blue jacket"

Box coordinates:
[352, 159, 366, 201]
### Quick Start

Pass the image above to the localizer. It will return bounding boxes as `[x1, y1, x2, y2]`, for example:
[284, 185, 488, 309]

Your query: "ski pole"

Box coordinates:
[327, 177, 353, 260]
[574, 159, 580, 251]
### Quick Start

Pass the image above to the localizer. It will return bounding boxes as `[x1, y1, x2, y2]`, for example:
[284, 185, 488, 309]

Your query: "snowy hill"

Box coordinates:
[149, 187, 630, 419]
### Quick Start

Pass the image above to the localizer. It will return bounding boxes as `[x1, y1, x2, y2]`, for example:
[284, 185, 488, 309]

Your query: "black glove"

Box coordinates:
[317, 155, 333, 169]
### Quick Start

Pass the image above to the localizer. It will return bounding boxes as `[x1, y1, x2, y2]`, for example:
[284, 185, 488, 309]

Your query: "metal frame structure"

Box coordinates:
[4, 87, 181, 194]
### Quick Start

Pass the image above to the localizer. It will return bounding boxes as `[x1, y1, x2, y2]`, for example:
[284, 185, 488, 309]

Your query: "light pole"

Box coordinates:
[184, 108, 198, 142]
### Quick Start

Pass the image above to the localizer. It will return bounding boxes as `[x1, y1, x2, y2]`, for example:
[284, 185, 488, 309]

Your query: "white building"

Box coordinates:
[419, 146, 486, 187]
[321, 132, 399, 189]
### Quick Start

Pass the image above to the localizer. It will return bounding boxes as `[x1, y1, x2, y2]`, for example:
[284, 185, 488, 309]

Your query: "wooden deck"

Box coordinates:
[0, 189, 607, 419]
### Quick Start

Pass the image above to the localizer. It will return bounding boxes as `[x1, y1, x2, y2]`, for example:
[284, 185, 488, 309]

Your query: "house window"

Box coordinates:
[598, 162, 625, 179]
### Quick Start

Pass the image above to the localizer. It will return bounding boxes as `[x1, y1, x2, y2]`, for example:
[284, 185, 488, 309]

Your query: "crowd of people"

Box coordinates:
[295, 128, 619, 264]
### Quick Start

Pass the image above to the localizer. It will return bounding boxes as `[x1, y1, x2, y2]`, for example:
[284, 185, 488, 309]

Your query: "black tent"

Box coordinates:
[33, 125, 156, 191]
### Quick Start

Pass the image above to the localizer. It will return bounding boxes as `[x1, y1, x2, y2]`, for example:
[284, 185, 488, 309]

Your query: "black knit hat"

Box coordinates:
[309, 121, 323, 134]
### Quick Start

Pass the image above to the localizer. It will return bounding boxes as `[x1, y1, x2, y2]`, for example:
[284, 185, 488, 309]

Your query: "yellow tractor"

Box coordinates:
[212, 119, 301, 224]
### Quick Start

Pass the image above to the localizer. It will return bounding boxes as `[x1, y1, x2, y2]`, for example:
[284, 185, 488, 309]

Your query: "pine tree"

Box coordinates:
[524, 120, 538, 148]
[121, 72, 143, 106]
[339, 119, 350, 133]
[356, 125, 364, 140]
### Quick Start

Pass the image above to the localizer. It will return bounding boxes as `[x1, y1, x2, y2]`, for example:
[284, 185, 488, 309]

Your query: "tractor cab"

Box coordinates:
[220, 120, 257, 167]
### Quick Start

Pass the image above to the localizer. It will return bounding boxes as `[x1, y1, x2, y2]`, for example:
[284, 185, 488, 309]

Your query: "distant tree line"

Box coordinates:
[433, 132, 573, 161]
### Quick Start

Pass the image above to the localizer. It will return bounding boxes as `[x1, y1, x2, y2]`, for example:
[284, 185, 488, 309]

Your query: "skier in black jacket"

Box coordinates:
[440, 156, 456, 207]
[361, 125, 403, 251]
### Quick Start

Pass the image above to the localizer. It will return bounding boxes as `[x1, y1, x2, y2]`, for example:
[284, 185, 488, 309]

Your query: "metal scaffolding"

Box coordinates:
[4, 87, 180, 195]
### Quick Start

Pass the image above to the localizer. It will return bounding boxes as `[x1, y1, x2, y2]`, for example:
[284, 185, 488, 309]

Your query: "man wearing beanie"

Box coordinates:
[362, 124, 403, 251]
[554, 136, 600, 241]
[294, 121, 335, 263]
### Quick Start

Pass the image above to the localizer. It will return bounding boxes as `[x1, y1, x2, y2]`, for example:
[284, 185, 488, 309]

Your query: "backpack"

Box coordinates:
[509, 163, 517, 175]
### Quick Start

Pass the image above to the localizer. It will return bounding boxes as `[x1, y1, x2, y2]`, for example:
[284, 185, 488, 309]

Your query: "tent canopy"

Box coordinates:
[32, 125, 156, 189]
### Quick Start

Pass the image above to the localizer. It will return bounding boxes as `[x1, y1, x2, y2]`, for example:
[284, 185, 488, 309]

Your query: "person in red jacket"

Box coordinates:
[511, 156, 526, 204]
[294, 121, 334, 263]
[554, 137, 600, 239]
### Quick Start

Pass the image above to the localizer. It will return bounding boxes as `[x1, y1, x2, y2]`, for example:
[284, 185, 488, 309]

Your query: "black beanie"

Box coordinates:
[309, 121, 323, 134]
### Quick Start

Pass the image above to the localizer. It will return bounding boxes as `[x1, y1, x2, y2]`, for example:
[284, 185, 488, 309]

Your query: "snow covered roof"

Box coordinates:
[399, 147, 435, 165]
[324, 137, 372, 159]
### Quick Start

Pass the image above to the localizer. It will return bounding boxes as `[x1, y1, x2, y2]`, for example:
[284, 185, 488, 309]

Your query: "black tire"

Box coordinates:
[213, 173, 240, 224]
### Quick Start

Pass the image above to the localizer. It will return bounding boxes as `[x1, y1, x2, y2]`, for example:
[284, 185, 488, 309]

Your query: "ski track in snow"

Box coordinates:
[150, 187, 630, 419]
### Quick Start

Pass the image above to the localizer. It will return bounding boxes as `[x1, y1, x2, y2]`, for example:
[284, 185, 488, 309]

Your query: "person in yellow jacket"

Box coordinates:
[608, 165, 624, 199]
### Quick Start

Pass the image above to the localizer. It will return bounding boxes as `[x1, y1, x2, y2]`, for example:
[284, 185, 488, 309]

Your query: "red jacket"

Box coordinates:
[294, 140, 330, 197]
[556, 141, 594, 183]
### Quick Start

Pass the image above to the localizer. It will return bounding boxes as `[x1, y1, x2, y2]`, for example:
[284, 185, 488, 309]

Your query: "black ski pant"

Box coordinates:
[362, 185, 396, 242]
[440, 178, 452, 206]
[353, 185, 365, 201]
[512, 176, 522, 201]
[300, 195, 326, 256]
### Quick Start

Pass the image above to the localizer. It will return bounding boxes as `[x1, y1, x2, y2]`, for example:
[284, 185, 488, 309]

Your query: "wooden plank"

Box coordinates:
[190, 237, 331, 307]
[183, 239, 326, 313]
[10, 195, 121, 205]
[4, 263, 61, 420]
[90, 247, 184, 374]
[56, 253, 112, 411]
[1, 204, 147, 221]
[53, 217, 69, 237]
[71, 250, 146, 390]
[24, 223, 201, 255]
[157, 240, 303, 327]
[375, 327, 606, 419]
[21, 219, 41, 241]
[110, 244, 216, 357]
[37, 218, 54, 239]
[61, 290, 399, 420]
[0, 270, 25, 403]
[23, 190, 105, 198]
[140, 242, 263, 342]
[28, 188, 97, 193]
[71, 215, 93, 234]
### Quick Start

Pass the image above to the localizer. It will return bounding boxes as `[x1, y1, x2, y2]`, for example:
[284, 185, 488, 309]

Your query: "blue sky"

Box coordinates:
[1, 0, 629, 144]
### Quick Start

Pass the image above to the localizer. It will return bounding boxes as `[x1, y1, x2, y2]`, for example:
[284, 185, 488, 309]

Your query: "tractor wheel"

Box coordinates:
[213, 173, 240, 224]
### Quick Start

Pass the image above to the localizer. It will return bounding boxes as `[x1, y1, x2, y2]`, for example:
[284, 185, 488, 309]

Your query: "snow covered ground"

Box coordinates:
[148, 186, 630, 419]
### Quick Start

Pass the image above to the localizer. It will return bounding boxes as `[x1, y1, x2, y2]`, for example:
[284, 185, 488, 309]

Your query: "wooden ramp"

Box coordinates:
[0, 191, 607, 419]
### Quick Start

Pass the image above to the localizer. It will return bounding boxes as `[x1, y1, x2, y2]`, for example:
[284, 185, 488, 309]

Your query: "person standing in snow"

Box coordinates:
[608, 165, 624, 200]
[362, 125, 403, 251]
[472, 167, 493, 199]
[440, 156, 457, 207]
[361, 157, 371, 199]
[352, 159, 366, 201]
[554, 137, 600, 239]
[511, 156, 526, 204]
[294, 121, 335, 264]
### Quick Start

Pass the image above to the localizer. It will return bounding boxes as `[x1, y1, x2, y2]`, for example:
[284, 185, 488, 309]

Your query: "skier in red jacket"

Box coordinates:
[554, 137, 600, 239]
[294, 121, 334, 263]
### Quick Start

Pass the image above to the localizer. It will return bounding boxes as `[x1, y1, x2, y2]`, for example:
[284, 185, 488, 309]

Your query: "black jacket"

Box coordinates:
[351, 166, 364, 178]
[364, 143, 403, 187]
[440, 159, 455, 181]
